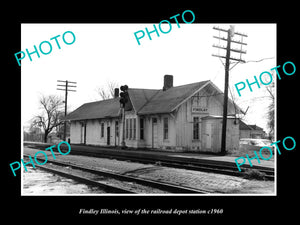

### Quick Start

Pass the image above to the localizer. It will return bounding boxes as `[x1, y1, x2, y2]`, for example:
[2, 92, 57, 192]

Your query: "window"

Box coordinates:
[101, 123, 104, 138]
[129, 119, 132, 139]
[193, 117, 199, 140]
[163, 117, 169, 140]
[126, 119, 129, 139]
[133, 119, 136, 140]
[140, 118, 144, 140]
[115, 121, 119, 137]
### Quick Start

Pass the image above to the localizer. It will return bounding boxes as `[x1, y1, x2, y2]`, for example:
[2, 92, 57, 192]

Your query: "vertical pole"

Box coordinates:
[220, 29, 231, 155]
[121, 106, 126, 148]
[64, 80, 68, 141]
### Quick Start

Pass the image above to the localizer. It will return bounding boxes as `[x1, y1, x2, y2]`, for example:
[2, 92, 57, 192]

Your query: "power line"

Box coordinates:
[245, 57, 274, 63]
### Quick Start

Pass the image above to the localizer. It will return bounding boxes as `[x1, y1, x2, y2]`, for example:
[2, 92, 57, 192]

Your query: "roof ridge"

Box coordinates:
[170, 80, 211, 89]
[136, 89, 161, 113]
[83, 97, 119, 105]
[129, 87, 160, 91]
[129, 80, 211, 91]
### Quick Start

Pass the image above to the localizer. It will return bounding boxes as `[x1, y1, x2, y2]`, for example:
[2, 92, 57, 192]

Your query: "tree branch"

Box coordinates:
[245, 57, 274, 63]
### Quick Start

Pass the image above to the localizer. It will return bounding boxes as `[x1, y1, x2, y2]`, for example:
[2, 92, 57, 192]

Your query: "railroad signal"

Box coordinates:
[119, 85, 129, 149]
[119, 85, 129, 107]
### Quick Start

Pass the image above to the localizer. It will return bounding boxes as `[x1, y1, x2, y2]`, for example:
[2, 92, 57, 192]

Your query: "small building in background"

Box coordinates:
[239, 120, 266, 139]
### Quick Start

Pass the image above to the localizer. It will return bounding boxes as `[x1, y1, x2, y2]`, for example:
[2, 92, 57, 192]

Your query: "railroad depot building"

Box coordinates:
[65, 75, 243, 153]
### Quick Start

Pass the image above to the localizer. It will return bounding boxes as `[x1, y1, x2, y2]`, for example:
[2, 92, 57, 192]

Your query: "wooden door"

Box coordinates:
[81, 123, 86, 144]
[205, 123, 212, 149]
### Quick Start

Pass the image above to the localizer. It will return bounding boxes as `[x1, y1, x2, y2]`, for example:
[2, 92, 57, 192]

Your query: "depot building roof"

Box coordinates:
[64, 79, 243, 121]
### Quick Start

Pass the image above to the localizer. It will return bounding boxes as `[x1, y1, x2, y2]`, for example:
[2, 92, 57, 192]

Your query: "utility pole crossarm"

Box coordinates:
[234, 31, 248, 37]
[213, 26, 228, 32]
[213, 36, 247, 45]
[213, 26, 248, 37]
[212, 44, 247, 54]
[212, 54, 246, 63]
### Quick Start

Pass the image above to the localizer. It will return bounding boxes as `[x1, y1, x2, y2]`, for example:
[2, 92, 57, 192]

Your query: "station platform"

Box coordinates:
[23, 142, 275, 171]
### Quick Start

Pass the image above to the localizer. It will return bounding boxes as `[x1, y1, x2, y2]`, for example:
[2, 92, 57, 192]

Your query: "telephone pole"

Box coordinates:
[212, 26, 247, 155]
[57, 80, 77, 141]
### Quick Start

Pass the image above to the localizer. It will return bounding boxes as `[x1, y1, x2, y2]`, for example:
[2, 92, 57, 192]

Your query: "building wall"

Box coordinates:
[70, 121, 82, 144]
[250, 130, 265, 139]
[70, 118, 121, 146]
[240, 129, 266, 139]
[136, 114, 176, 149]
[240, 130, 251, 139]
[173, 88, 237, 152]
[225, 119, 240, 152]
[201, 118, 239, 153]
[123, 111, 139, 148]
[69, 88, 239, 153]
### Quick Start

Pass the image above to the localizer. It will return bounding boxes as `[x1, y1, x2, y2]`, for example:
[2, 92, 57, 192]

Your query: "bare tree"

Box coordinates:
[30, 95, 64, 143]
[96, 80, 119, 100]
[228, 57, 275, 138]
[264, 74, 275, 139]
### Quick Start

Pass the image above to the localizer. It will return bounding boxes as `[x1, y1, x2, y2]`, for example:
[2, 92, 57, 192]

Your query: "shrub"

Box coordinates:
[243, 169, 266, 180]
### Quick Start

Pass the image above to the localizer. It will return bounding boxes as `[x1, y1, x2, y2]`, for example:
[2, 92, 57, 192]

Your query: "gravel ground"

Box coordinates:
[22, 167, 106, 195]
[23, 147, 275, 194]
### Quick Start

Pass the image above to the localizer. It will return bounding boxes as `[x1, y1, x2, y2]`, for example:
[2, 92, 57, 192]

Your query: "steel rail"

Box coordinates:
[23, 154, 211, 194]
[23, 156, 135, 194]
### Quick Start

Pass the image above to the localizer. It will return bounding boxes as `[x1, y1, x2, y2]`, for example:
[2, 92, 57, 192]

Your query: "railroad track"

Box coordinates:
[23, 154, 211, 194]
[88, 152, 275, 180]
[24, 143, 274, 180]
[62, 149, 274, 180]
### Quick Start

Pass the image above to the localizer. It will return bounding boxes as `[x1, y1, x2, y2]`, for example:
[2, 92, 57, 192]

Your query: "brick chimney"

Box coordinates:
[163, 75, 173, 91]
[114, 88, 119, 98]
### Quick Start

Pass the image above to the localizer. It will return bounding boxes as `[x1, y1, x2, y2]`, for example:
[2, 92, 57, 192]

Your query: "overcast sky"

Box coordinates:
[21, 23, 276, 133]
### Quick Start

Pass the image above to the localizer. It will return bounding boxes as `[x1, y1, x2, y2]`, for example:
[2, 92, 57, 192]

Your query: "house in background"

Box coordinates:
[64, 75, 244, 153]
[239, 120, 266, 139]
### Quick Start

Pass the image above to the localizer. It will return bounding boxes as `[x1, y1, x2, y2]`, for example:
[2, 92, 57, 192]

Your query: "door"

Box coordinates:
[81, 123, 86, 144]
[107, 127, 110, 145]
[152, 118, 158, 148]
[205, 123, 212, 149]
[115, 121, 119, 146]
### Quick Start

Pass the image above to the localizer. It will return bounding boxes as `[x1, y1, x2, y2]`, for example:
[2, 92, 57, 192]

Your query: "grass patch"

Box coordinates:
[243, 169, 266, 180]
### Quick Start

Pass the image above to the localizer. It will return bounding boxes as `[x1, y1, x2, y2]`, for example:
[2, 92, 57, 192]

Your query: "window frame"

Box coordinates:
[140, 118, 144, 140]
[133, 118, 136, 140]
[129, 119, 132, 139]
[163, 117, 169, 140]
[115, 121, 119, 137]
[193, 116, 200, 140]
[101, 123, 104, 138]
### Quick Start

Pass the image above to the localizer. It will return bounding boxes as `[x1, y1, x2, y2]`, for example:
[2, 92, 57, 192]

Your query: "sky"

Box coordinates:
[21, 23, 276, 133]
